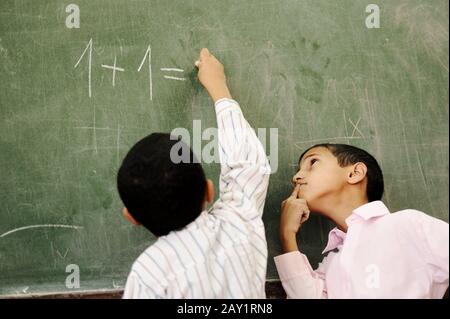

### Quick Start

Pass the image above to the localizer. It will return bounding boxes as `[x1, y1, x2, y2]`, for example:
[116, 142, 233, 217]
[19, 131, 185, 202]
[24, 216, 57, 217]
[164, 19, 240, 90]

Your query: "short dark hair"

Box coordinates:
[117, 133, 206, 237]
[299, 144, 384, 202]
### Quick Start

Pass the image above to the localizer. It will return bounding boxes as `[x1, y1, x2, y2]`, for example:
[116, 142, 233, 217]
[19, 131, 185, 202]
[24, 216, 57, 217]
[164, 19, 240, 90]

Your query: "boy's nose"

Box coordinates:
[292, 171, 304, 185]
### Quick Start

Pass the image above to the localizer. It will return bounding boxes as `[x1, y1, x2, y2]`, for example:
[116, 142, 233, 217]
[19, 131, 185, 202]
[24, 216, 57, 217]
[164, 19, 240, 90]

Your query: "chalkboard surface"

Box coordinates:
[0, 0, 448, 296]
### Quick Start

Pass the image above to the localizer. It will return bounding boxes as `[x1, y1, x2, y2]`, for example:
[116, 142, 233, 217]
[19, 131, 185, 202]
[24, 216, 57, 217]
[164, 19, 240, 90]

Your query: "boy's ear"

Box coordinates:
[347, 162, 367, 185]
[123, 207, 141, 225]
[206, 179, 214, 204]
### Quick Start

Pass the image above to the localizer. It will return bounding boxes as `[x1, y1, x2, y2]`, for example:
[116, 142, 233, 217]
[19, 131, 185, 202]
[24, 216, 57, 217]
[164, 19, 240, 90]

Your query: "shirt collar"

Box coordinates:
[321, 201, 391, 254]
[347, 200, 391, 224]
[322, 227, 347, 254]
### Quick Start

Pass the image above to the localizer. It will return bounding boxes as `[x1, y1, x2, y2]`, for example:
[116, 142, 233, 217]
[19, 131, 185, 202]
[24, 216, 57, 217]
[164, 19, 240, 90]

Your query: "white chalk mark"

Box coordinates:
[349, 118, 357, 137]
[137, 48, 148, 72]
[74, 38, 91, 68]
[22, 287, 29, 293]
[163, 75, 186, 81]
[74, 38, 93, 98]
[415, 149, 428, 189]
[56, 248, 69, 259]
[0, 224, 84, 238]
[349, 117, 364, 138]
[138, 45, 152, 100]
[160, 68, 184, 72]
[101, 64, 125, 72]
[342, 109, 350, 144]
[101, 56, 124, 87]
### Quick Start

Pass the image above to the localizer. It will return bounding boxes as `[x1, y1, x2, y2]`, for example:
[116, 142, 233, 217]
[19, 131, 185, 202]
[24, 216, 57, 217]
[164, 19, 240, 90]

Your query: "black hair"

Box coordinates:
[299, 143, 384, 202]
[117, 133, 206, 237]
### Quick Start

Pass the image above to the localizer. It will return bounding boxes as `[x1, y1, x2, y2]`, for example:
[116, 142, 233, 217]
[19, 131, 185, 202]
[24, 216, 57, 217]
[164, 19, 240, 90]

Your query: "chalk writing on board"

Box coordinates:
[137, 45, 152, 100]
[348, 117, 364, 138]
[75, 40, 187, 100]
[74, 38, 93, 97]
[0, 224, 84, 238]
[101, 56, 125, 87]
[161, 68, 186, 81]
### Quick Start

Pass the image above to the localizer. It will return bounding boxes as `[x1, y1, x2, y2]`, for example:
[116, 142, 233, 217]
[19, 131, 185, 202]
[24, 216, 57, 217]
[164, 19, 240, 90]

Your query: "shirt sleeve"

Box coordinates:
[122, 271, 164, 299]
[211, 98, 271, 221]
[414, 211, 449, 284]
[274, 251, 330, 299]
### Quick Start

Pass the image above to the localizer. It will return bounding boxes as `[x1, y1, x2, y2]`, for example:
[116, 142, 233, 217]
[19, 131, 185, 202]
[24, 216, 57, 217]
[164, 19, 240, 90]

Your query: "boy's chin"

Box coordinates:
[299, 192, 312, 203]
[302, 196, 319, 211]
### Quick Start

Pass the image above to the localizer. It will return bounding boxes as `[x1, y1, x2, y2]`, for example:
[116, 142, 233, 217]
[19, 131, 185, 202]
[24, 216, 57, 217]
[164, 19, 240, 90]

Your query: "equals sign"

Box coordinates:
[160, 68, 186, 81]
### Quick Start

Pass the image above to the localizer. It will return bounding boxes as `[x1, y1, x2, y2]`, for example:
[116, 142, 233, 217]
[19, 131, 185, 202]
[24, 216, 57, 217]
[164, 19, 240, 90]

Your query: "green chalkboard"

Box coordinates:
[0, 0, 448, 296]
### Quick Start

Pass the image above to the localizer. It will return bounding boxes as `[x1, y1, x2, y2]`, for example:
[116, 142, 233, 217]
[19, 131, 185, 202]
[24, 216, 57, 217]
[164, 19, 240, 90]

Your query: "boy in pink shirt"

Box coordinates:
[275, 143, 449, 298]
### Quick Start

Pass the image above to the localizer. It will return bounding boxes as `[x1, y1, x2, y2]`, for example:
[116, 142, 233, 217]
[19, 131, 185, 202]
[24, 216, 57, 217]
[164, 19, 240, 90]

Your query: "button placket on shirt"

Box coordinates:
[338, 218, 363, 297]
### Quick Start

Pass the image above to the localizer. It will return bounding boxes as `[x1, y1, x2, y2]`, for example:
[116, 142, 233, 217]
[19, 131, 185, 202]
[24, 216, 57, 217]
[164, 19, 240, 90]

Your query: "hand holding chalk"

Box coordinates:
[195, 48, 232, 103]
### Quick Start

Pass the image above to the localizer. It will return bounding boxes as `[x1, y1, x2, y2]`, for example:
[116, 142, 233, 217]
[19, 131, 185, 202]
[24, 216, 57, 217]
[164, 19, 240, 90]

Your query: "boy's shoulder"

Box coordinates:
[129, 236, 181, 287]
[356, 201, 438, 226]
[134, 232, 182, 267]
[377, 206, 448, 240]
[391, 208, 427, 219]
[389, 207, 445, 224]
[131, 215, 211, 277]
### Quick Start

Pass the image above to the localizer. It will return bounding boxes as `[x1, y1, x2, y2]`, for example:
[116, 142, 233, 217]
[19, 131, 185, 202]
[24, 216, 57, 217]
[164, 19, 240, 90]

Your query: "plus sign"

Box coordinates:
[101, 56, 124, 87]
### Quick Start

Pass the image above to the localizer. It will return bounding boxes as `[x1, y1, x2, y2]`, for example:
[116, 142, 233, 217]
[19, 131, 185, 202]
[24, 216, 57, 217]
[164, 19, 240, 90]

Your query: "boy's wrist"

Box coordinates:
[281, 229, 297, 240]
[207, 85, 232, 103]
[280, 230, 299, 253]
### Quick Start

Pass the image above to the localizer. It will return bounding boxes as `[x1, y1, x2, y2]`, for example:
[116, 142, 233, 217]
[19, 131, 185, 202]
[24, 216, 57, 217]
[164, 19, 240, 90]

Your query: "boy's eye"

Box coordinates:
[310, 158, 318, 165]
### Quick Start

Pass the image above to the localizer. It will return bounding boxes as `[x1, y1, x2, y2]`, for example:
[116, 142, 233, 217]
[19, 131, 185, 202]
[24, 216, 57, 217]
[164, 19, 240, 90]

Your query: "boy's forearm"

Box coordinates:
[281, 231, 299, 253]
[208, 85, 232, 103]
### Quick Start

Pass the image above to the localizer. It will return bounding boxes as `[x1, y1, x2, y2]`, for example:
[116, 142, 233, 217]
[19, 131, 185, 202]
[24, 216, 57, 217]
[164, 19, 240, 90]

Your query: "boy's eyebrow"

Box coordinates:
[298, 153, 320, 168]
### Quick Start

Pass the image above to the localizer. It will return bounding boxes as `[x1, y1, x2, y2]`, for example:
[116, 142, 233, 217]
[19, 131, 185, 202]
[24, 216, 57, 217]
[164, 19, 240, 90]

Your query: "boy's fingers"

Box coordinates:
[301, 211, 310, 223]
[200, 48, 210, 60]
[290, 184, 301, 199]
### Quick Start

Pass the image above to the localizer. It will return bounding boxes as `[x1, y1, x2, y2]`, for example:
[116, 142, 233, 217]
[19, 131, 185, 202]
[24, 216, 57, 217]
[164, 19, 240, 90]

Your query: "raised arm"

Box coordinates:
[195, 48, 270, 221]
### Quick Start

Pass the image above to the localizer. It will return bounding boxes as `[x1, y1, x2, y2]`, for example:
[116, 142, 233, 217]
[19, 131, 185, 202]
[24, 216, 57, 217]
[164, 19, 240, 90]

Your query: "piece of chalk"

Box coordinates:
[195, 60, 200, 67]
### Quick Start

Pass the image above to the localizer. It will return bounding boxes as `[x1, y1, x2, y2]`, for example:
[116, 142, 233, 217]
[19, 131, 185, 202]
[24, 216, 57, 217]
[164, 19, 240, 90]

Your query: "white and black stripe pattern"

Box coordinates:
[123, 98, 271, 298]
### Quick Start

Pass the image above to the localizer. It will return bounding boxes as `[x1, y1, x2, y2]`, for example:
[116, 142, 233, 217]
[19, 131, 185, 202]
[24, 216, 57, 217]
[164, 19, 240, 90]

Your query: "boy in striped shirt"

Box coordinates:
[117, 48, 271, 298]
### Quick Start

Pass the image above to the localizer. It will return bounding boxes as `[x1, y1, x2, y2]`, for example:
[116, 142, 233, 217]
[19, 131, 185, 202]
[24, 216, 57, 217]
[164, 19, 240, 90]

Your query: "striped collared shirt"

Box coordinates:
[123, 98, 271, 298]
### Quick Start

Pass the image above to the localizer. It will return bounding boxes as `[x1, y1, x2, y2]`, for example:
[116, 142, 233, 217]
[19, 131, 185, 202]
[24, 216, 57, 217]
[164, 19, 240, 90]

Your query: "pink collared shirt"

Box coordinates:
[274, 201, 449, 299]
